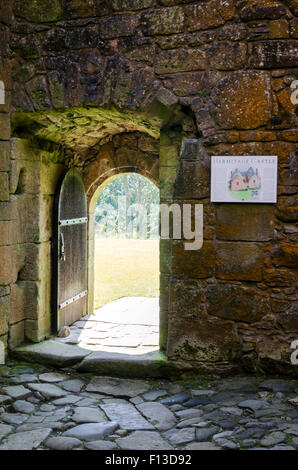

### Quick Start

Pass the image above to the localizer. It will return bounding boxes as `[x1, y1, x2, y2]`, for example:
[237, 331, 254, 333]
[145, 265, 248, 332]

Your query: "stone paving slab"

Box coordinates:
[56, 297, 160, 354]
[116, 431, 173, 450]
[13, 341, 91, 367]
[86, 376, 150, 398]
[136, 401, 177, 430]
[100, 400, 155, 431]
[0, 360, 298, 450]
[77, 350, 171, 378]
[0, 428, 52, 450]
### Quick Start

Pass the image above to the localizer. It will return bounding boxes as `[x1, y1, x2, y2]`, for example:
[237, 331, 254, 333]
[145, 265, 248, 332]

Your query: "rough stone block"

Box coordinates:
[208, 42, 247, 70]
[40, 161, 64, 196]
[39, 195, 54, 242]
[0, 333, 8, 353]
[186, 0, 235, 32]
[9, 321, 24, 350]
[19, 281, 38, 321]
[141, 7, 184, 35]
[160, 239, 172, 274]
[212, 71, 271, 129]
[169, 279, 205, 320]
[160, 145, 179, 167]
[99, 14, 138, 39]
[25, 76, 51, 111]
[0, 142, 10, 171]
[0, 90, 11, 114]
[9, 283, 25, 325]
[160, 274, 170, 351]
[276, 196, 297, 222]
[256, 337, 294, 372]
[19, 242, 51, 282]
[22, 277, 51, 323]
[0, 295, 9, 335]
[249, 41, 298, 68]
[25, 314, 51, 343]
[0, 57, 11, 91]
[172, 240, 215, 279]
[0, 114, 10, 140]
[15, 194, 40, 244]
[174, 160, 209, 199]
[0, 173, 9, 201]
[262, 141, 295, 166]
[13, 0, 63, 23]
[284, 0, 298, 16]
[0, 286, 9, 297]
[160, 166, 177, 200]
[15, 193, 52, 244]
[10, 138, 39, 161]
[269, 19, 289, 39]
[47, 70, 65, 109]
[215, 242, 263, 281]
[0, 220, 16, 246]
[240, 2, 286, 21]
[215, 204, 274, 241]
[0, 246, 18, 286]
[270, 242, 298, 268]
[167, 316, 241, 362]
[9, 159, 40, 195]
[156, 49, 207, 74]
[180, 139, 202, 161]
[276, 304, 298, 334]
[164, 71, 223, 97]
[112, 0, 154, 10]
[264, 266, 296, 287]
[206, 284, 270, 323]
[0, 198, 18, 223]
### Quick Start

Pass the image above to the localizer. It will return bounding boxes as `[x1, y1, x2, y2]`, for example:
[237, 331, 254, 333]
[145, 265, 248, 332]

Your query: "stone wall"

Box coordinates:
[0, 0, 297, 374]
[0, 0, 12, 354]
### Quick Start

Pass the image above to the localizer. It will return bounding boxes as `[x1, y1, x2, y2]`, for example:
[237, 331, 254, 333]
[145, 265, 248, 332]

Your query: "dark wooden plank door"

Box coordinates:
[53, 168, 88, 331]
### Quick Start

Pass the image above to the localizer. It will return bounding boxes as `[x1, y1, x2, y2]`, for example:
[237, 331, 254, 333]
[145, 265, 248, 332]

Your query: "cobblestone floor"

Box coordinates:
[55, 297, 159, 355]
[0, 361, 297, 450]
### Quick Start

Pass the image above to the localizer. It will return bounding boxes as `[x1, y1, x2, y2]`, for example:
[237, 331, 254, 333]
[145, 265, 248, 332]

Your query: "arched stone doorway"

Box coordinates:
[11, 98, 192, 361]
[85, 132, 160, 324]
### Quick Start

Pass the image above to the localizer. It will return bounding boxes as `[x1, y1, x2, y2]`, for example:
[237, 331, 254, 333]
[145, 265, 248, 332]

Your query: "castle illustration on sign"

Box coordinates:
[229, 167, 261, 201]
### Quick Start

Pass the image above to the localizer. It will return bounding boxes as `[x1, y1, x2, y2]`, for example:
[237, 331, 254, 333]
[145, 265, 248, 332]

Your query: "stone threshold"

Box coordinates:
[12, 339, 241, 378]
[11, 340, 172, 378]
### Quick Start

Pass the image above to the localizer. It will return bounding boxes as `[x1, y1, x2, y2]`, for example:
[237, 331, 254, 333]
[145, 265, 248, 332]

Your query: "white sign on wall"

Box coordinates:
[211, 156, 278, 203]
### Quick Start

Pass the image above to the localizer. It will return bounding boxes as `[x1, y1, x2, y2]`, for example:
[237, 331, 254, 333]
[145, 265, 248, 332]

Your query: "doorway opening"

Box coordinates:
[62, 172, 160, 355]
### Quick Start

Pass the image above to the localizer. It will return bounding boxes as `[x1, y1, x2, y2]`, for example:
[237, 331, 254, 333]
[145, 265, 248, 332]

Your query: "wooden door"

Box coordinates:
[52, 168, 88, 331]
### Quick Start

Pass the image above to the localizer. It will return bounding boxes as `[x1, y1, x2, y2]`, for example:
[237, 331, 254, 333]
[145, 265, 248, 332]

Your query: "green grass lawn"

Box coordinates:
[94, 238, 159, 308]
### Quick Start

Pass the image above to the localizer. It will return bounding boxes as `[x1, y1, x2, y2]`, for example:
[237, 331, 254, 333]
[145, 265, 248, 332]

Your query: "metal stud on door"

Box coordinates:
[52, 168, 88, 332]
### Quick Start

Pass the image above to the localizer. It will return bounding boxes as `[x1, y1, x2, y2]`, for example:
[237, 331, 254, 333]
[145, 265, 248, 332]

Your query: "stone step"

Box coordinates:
[76, 350, 176, 378]
[12, 339, 239, 378]
[12, 340, 91, 367]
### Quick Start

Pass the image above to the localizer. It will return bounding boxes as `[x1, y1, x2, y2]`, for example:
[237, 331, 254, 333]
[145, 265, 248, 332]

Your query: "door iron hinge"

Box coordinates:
[59, 290, 88, 310]
[59, 217, 88, 227]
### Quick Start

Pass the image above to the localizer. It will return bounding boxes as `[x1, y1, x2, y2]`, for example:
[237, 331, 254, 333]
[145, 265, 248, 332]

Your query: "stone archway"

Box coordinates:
[11, 97, 194, 359]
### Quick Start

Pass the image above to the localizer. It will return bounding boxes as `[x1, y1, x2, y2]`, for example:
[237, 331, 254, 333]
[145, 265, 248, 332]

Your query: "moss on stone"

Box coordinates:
[14, 0, 63, 23]
[12, 105, 162, 154]
[32, 88, 49, 111]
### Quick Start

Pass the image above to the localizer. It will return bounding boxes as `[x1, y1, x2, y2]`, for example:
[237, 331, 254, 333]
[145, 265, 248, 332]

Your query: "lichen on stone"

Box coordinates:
[14, 0, 63, 23]
[12, 105, 162, 156]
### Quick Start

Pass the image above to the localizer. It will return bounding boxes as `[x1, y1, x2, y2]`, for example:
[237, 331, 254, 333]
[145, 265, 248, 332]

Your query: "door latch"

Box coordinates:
[60, 232, 66, 262]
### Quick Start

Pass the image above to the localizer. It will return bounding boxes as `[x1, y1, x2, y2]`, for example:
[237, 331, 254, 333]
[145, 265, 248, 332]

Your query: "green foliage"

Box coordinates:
[95, 173, 159, 239]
